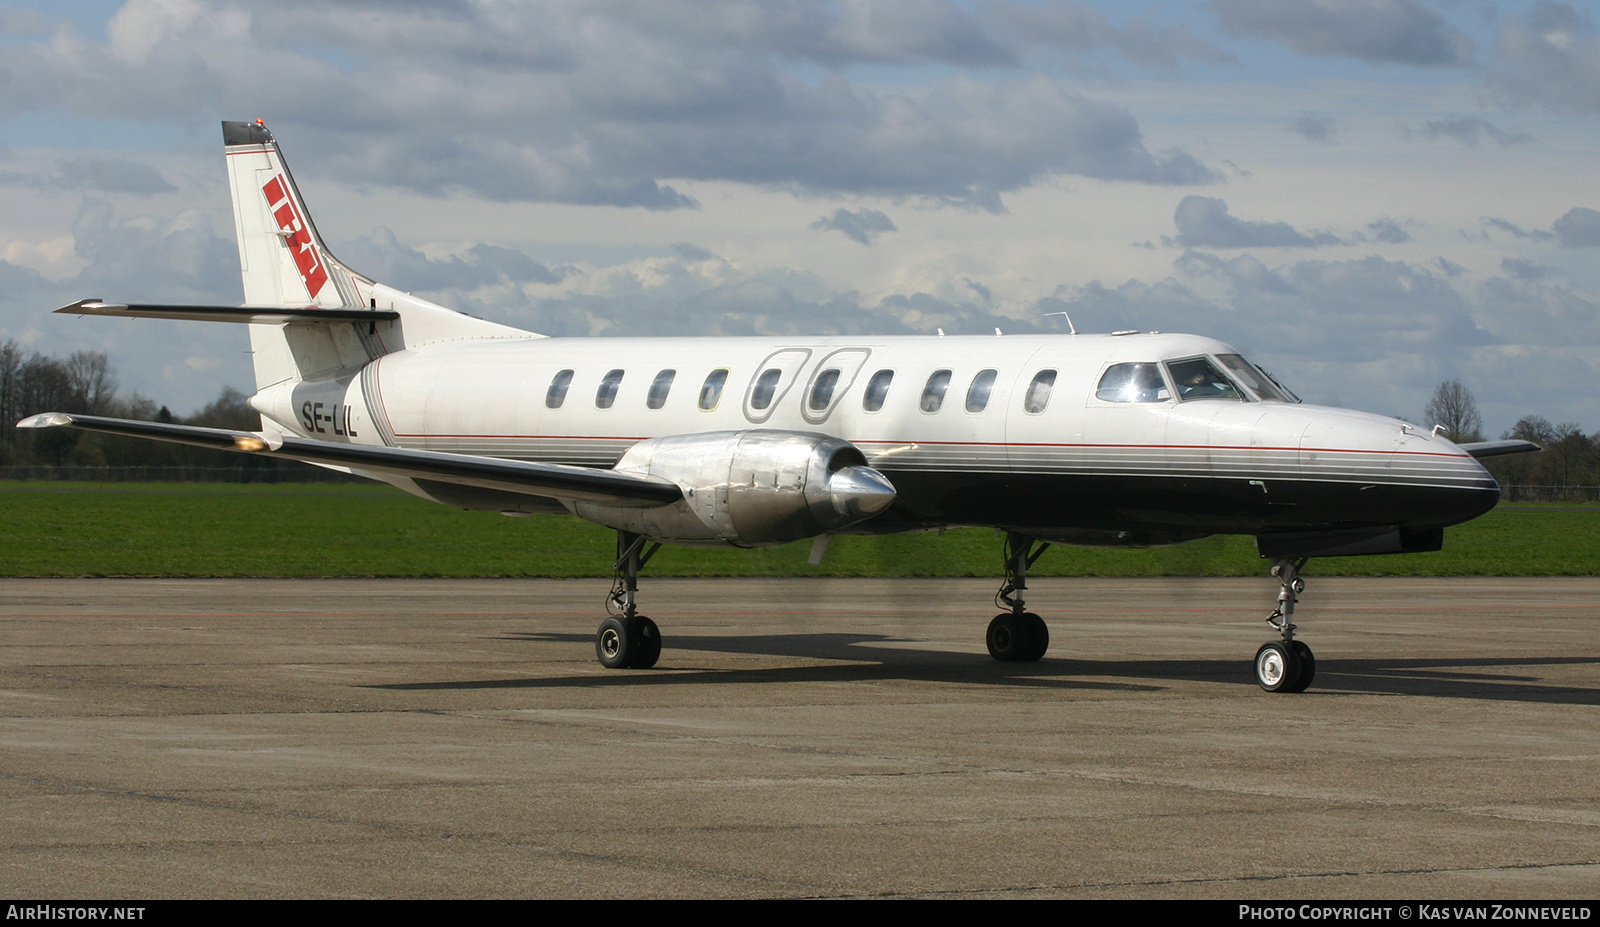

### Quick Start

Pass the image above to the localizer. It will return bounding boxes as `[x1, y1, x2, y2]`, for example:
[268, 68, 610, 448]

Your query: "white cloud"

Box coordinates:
[812, 207, 898, 245]
[1165, 196, 1348, 248]
[1488, 2, 1600, 115]
[1398, 115, 1532, 147]
[1553, 207, 1600, 248]
[1211, 0, 1475, 67]
[0, 1, 1221, 210]
[1289, 111, 1337, 144]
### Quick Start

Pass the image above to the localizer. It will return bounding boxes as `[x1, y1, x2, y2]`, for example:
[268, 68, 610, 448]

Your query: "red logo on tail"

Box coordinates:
[261, 175, 329, 299]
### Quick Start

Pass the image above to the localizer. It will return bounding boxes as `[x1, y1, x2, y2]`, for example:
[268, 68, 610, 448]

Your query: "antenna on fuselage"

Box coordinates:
[1044, 311, 1077, 335]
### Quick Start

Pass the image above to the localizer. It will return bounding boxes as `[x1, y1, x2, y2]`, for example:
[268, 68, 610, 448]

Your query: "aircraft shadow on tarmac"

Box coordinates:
[367, 630, 1600, 704]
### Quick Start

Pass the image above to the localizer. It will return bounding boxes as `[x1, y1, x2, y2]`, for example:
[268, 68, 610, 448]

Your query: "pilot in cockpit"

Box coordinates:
[1171, 358, 1239, 400]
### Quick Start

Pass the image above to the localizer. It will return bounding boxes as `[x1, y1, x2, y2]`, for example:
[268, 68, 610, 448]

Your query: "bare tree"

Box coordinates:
[0, 340, 23, 451]
[1423, 379, 1483, 443]
[15, 354, 80, 466]
[1545, 421, 1588, 488]
[65, 351, 115, 415]
[190, 386, 261, 430]
[1507, 415, 1556, 446]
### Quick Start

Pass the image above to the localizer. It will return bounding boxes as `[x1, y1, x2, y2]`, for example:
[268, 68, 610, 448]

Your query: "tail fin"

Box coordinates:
[223, 119, 361, 310]
[221, 120, 534, 390]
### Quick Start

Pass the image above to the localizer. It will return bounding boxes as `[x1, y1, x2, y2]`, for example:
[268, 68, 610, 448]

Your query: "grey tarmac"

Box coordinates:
[2, 576, 1597, 899]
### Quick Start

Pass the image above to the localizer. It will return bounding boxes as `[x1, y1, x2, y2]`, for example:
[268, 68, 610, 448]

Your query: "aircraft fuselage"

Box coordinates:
[251, 330, 1499, 544]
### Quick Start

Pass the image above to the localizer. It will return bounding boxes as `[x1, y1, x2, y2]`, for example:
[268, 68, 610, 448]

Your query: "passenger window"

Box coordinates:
[1166, 357, 1242, 402]
[809, 369, 841, 412]
[863, 369, 893, 412]
[596, 369, 624, 409]
[546, 369, 574, 409]
[647, 369, 675, 410]
[1023, 369, 1056, 414]
[699, 369, 729, 411]
[921, 369, 952, 413]
[1095, 363, 1169, 403]
[966, 369, 997, 413]
[750, 368, 782, 411]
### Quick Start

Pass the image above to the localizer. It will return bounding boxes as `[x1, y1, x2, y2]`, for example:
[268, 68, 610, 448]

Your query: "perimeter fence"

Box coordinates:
[1499, 485, 1600, 503]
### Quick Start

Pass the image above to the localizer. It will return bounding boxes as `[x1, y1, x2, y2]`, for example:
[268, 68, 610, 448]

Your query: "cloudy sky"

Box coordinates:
[2, 0, 1597, 435]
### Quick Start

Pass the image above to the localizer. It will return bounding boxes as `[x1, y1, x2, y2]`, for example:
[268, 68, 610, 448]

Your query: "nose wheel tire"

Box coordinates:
[632, 616, 662, 669]
[1255, 641, 1294, 691]
[597, 617, 635, 668]
[1255, 640, 1314, 692]
[1020, 612, 1048, 661]
[1288, 640, 1315, 692]
[597, 615, 662, 669]
[987, 613, 1023, 661]
[987, 612, 1048, 662]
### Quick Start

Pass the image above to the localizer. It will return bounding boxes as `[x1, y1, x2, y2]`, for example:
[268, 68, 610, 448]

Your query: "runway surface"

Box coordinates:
[2, 576, 1598, 899]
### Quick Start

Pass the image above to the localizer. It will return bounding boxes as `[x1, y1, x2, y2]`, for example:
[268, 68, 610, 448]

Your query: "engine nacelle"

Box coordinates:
[573, 430, 896, 546]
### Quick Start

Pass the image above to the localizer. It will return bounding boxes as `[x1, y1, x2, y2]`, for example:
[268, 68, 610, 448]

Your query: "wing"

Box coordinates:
[15, 412, 680, 508]
[56, 299, 400, 325]
[1456, 440, 1542, 459]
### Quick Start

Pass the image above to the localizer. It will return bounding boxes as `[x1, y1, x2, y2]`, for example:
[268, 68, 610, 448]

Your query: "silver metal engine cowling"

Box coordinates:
[572, 430, 896, 546]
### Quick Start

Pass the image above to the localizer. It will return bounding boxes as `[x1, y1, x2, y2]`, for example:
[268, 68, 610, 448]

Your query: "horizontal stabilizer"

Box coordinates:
[1457, 440, 1542, 459]
[16, 412, 681, 508]
[57, 299, 399, 324]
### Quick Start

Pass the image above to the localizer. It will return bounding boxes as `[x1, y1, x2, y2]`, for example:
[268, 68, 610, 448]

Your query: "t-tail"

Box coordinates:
[58, 119, 535, 403]
[219, 119, 536, 394]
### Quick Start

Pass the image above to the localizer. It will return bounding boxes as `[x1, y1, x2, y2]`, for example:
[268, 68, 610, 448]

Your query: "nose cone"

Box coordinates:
[826, 465, 897, 520]
[1399, 429, 1502, 527]
[1358, 415, 1502, 528]
[1288, 405, 1502, 530]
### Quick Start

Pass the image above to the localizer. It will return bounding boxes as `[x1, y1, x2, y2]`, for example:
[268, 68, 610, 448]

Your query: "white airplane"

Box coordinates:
[21, 120, 1536, 692]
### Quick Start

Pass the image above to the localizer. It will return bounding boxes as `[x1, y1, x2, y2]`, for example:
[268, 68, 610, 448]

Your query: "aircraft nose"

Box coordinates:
[1391, 428, 1502, 527]
[826, 465, 897, 519]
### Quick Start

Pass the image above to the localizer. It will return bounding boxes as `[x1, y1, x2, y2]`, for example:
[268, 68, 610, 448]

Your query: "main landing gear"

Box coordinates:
[987, 533, 1052, 662]
[596, 531, 663, 669]
[1255, 556, 1315, 693]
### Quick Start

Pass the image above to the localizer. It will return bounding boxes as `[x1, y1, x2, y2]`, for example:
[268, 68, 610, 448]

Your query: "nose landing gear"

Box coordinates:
[1255, 557, 1315, 692]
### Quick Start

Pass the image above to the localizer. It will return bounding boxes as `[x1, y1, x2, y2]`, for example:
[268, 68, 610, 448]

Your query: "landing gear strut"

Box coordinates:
[987, 532, 1051, 662]
[597, 531, 663, 669]
[1255, 556, 1315, 692]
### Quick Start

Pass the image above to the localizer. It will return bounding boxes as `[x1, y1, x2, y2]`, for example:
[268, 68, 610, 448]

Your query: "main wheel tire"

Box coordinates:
[1285, 640, 1315, 693]
[987, 613, 1033, 662]
[1254, 641, 1303, 692]
[1020, 612, 1049, 661]
[596, 616, 639, 669]
[633, 616, 662, 669]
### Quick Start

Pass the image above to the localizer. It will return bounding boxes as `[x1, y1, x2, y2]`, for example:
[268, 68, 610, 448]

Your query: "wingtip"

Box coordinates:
[16, 412, 74, 429]
[1458, 439, 1543, 459]
[56, 298, 113, 314]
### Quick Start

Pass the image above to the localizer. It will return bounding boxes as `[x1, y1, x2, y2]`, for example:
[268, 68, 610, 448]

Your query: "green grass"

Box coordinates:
[1, 482, 1595, 577]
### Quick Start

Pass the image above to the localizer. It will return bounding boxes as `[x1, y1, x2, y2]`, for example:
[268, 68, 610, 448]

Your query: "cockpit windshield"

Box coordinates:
[1097, 354, 1300, 405]
[1216, 354, 1298, 402]
[1166, 357, 1242, 402]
